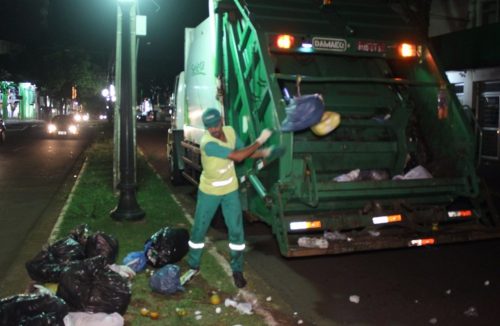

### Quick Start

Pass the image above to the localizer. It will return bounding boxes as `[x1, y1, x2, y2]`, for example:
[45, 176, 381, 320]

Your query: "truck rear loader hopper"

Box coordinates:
[169, 0, 500, 257]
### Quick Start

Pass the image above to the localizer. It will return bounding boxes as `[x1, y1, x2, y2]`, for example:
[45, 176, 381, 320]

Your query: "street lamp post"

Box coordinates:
[110, 0, 145, 221]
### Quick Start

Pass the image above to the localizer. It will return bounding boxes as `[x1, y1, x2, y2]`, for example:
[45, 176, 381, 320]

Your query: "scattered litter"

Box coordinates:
[298, 237, 329, 249]
[215, 307, 222, 314]
[429, 317, 438, 324]
[195, 310, 201, 315]
[195, 315, 202, 320]
[224, 298, 253, 315]
[368, 230, 380, 237]
[393, 165, 432, 180]
[109, 264, 136, 279]
[293, 312, 298, 316]
[175, 307, 187, 317]
[298, 320, 304, 324]
[63, 312, 124, 326]
[464, 306, 478, 317]
[349, 295, 360, 304]
[333, 169, 360, 182]
[266, 296, 272, 302]
[484, 280, 490, 286]
[445, 289, 451, 295]
[414, 299, 419, 304]
[324, 231, 347, 241]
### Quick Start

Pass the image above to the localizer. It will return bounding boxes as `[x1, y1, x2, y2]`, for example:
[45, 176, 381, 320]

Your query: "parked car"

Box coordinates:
[46, 115, 80, 137]
[0, 117, 6, 144]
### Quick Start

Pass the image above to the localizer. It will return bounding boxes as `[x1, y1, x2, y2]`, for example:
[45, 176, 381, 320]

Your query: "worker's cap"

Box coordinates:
[202, 108, 221, 128]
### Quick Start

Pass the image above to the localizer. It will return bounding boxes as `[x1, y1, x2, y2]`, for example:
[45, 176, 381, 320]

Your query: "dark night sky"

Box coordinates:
[0, 0, 208, 93]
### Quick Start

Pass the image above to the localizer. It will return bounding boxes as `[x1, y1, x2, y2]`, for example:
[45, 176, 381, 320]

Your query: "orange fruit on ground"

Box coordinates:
[149, 311, 160, 320]
[140, 308, 149, 317]
[210, 293, 221, 305]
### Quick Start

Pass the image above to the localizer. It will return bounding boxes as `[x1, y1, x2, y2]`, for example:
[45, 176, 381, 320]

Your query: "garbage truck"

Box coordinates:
[168, 0, 500, 257]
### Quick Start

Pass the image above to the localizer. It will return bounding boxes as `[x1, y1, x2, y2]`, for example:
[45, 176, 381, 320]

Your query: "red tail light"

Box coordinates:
[277, 34, 294, 49]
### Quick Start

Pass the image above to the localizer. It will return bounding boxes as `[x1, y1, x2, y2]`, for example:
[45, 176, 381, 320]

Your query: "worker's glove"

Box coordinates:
[258, 147, 273, 158]
[256, 129, 272, 145]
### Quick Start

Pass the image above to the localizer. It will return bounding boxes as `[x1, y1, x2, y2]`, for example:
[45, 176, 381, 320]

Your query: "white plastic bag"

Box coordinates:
[63, 312, 124, 326]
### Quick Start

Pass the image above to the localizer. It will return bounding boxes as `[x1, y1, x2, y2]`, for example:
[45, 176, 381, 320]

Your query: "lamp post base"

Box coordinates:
[110, 185, 145, 221]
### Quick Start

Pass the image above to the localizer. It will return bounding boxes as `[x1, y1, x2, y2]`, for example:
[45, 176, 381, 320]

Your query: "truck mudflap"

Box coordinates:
[285, 223, 500, 257]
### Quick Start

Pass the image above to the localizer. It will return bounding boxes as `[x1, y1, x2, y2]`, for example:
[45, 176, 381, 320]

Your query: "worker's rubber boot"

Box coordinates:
[232, 271, 247, 288]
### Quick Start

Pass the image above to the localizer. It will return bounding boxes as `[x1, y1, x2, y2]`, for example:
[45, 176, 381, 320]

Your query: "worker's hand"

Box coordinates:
[256, 129, 272, 145]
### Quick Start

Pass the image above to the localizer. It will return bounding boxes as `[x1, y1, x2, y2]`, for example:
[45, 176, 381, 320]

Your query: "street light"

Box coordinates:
[110, 0, 145, 221]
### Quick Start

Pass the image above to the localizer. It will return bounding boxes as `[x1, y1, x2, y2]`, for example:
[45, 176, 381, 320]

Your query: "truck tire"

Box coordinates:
[167, 136, 185, 185]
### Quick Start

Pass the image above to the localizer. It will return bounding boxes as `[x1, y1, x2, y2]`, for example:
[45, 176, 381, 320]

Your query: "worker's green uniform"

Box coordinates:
[187, 126, 246, 272]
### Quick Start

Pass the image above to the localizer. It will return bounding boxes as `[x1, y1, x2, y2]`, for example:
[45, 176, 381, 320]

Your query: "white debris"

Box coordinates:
[429, 317, 438, 324]
[293, 312, 298, 316]
[414, 299, 419, 304]
[393, 165, 432, 180]
[484, 280, 490, 286]
[349, 295, 360, 304]
[464, 306, 478, 317]
[194, 310, 201, 315]
[368, 230, 380, 237]
[224, 298, 253, 315]
[298, 320, 304, 324]
[195, 315, 202, 320]
[298, 237, 329, 249]
[324, 231, 347, 241]
[215, 307, 222, 314]
[445, 289, 451, 295]
[266, 296, 272, 302]
[334, 169, 360, 182]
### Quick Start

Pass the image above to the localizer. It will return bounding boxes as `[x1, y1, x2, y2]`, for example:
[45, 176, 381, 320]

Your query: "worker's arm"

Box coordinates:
[206, 129, 272, 162]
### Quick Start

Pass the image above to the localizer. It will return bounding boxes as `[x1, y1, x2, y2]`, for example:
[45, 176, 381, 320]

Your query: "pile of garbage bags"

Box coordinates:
[0, 224, 190, 324]
[123, 226, 189, 295]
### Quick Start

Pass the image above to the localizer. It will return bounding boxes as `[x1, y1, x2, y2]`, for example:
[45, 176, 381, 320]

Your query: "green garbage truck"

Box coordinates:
[168, 0, 500, 257]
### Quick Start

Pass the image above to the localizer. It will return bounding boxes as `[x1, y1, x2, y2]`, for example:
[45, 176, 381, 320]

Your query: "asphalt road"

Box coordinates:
[0, 121, 99, 296]
[137, 122, 500, 326]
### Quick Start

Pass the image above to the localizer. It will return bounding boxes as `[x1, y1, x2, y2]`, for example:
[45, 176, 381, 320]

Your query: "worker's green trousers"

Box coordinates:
[187, 190, 245, 272]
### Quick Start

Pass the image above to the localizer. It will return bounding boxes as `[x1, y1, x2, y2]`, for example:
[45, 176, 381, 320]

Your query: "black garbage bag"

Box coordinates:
[56, 256, 131, 315]
[69, 224, 93, 247]
[85, 232, 119, 264]
[149, 264, 184, 295]
[145, 227, 189, 267]
[25, 236, 85, 283]
[281, 94, 325, 132]
[0, 293, 68, 326]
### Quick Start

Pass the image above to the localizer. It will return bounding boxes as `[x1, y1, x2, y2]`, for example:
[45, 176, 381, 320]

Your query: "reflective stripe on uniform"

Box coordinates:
[229, 243, 246, 251]
[212, 177, 233, 187]
[189, 240, 205, 249]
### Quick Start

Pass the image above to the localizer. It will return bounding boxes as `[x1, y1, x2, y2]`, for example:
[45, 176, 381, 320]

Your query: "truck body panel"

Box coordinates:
[169, 0, 500, 257]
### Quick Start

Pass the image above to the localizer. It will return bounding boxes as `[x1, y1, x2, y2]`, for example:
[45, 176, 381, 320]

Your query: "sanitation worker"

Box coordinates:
[185, 108, 272, 288]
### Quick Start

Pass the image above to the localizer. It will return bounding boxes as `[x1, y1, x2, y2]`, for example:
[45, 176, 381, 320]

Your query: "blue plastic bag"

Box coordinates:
[281, 94, 325, 132]
[122, 251, 147, 273]
[149, 264, 184, 295]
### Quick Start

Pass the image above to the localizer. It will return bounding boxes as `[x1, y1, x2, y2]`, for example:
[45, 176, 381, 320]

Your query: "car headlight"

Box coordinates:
[68, 125, 78, 134]
[48, 124, 57, 133]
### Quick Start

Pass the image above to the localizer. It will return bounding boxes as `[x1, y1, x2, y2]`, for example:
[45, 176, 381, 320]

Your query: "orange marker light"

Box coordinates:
[398, 43, 417, 57]
[277, 34, 295, 49]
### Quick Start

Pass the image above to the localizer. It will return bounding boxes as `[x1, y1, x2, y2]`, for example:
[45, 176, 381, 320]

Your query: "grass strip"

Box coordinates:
[52, 139, 269, 325]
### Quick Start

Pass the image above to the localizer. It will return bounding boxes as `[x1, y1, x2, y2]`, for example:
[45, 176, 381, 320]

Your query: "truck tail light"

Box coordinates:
[448, 210, 473, 218]
[398, 43, 417, 57]
[277, 34, 294, 49]
[409, 238, 436, 247]
[290, 220, 322, 231]
[372, 214, 402, 225]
